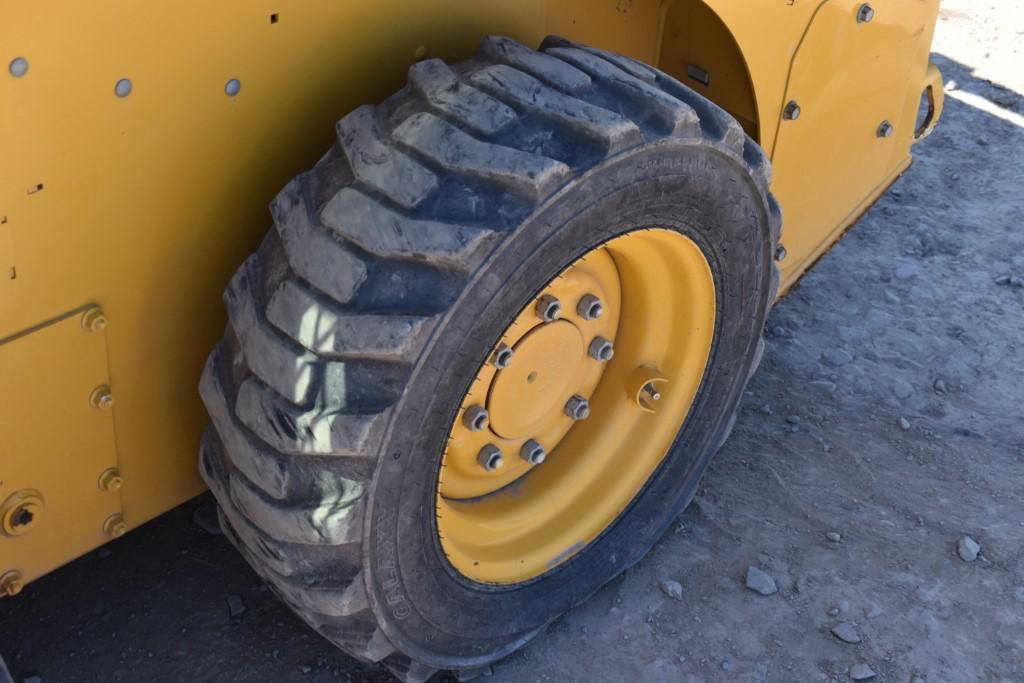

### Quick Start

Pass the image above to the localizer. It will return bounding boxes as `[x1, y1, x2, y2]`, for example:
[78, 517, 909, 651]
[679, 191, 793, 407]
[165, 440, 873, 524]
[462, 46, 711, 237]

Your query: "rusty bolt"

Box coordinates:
[103, 513, 127, 538]
[0, 571, 23, 597]
[535, 294, 562, 322]
[491, 343, 514, 369]
[90, 385, 114, 410]
[97, 468, 123, 493]
[80, 306, 108, 333]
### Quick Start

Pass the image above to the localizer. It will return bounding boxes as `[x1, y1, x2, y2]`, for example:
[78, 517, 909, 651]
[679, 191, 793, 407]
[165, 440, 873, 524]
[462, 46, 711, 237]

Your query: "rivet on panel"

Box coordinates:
[80, 306, 108, 333]
[225, 79, 241, 96]
[98, 468, 123, 493]
[103, 514, 127, 538]
[114, 78, 133, 98]
[90, 385, 115, 411]
[9, 57, 28, 78]
[0, 571, 23, 597]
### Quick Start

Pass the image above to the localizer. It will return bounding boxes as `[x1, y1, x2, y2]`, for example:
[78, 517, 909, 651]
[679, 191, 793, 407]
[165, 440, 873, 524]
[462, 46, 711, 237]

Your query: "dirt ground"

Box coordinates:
[3, 3, 1022, 682]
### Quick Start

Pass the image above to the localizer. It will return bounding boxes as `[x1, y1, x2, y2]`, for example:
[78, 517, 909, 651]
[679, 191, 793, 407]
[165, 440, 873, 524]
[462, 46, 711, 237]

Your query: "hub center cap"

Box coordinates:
[488, 320, 583, 439]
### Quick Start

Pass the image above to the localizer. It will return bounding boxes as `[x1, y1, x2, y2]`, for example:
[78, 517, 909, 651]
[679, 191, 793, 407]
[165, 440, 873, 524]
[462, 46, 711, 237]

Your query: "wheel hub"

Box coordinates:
[436, 229, 716, 584]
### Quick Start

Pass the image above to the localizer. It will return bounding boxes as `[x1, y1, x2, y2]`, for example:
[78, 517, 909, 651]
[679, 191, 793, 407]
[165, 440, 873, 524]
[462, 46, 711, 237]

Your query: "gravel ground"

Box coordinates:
[3, 3, 1022, 682]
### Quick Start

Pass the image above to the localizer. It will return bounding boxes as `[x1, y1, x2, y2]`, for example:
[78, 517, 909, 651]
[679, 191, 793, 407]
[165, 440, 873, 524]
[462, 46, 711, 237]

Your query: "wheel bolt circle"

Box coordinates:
[520, 439, 546, 465]
[565, 395, 590, 421]
[588, 336, 614, 362]
[463, 405, 489, 432]
[577, 294, 604, 320]
[535, 294, 562, 322]
[477, 444, 504, 471]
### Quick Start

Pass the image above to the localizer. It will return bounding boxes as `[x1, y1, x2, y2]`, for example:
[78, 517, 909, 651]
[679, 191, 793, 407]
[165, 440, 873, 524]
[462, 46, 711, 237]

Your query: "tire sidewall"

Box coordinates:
[365, 139, 773, 668]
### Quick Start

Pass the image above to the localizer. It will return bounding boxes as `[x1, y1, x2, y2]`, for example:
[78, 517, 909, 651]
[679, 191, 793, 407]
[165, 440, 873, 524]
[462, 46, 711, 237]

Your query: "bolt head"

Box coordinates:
[477, 445, 504, 472]
[520, 439, 547, 465]
[463, 405, 490, 432]
[877, 120, 894, 138]
[0, 572, 23, 597]
[103, 514, 127, 538]
[90, 386, 115, 410]
[783, 101, 801, 121]
[535, 294, 562, 322]
[857, 3, 875, 23]
[576, 294, 604, 321]
[774, 244, 788, 262]
[9, 57, 28, 78]
[225, 78, 241, 96]
[114, 78, 133, 98]
[81, 307, 108, 333]
[588, 336, 615, 362]
[565, 395, 590, 421]
[98, 468, 123, 493]
[491, 343, 514, 369]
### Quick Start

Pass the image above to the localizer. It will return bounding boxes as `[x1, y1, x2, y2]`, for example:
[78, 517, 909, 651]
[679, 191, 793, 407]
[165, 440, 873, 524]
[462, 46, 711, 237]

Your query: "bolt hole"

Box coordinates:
[27, 183, 43, 195]
[11, 508, 33, 527]
[270, 13, 279, 23]
[527, 371, 538, 384]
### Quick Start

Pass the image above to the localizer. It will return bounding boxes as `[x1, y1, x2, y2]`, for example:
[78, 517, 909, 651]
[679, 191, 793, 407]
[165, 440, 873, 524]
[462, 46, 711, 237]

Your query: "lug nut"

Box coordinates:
[462, 405, 490, 432]
[535, 294, 562, 322]
[774, 244, 788, 262]
[783, 101, 801, 121]
[103, 513, 127, 538]
[576, 294, 604, 320]
[520, 439, 547, 465]
[588, 336, 615, 362]
[97, 468, 123, 493]
[877, 120, 894, 138]
[491, 343, 514, 369]
[642, 382, 662, 402]
[565, 395, 590, 421]
[0, 571, 23, 597]
[856, 3, 875, 23]
[477, 444, 504, 472]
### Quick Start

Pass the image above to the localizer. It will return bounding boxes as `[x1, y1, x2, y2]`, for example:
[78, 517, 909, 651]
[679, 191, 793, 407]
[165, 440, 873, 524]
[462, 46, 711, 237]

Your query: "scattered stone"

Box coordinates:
[898, 417, 911, 430]
[831, 621, 862, 644]
[786, 415, 802, 425]
[883, 289, 901, 304]
[828, 607, 841, 617]
[745, 566, 778, 596]
[933, 378, 948, 395]
[226, 593, 247, 618]
[822, 349, 854, 367]
[192, 501, 224, 536]
[994, 275, 1011, 285]
[298, 665, 312, 674]
[659, 579, 683, 601]
[849, 663, 876, 680]
[865, 604, 884, 619]
[957, 535, 981, 562]
[758, 404, 774, 416]
[826, 531, 842, 543]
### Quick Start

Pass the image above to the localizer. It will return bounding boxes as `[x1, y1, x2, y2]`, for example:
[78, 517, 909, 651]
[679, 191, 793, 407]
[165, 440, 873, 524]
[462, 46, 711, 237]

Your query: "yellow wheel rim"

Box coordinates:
[436, 229, 716, 584]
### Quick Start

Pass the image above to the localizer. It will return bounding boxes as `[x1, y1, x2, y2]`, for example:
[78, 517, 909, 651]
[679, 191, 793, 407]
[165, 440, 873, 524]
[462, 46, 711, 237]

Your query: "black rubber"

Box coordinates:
[199, 34, 781, 681]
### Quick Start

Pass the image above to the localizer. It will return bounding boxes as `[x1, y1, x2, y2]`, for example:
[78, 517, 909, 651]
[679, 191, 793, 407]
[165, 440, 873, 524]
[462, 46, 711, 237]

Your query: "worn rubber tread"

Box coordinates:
[200, 33, 780, 682]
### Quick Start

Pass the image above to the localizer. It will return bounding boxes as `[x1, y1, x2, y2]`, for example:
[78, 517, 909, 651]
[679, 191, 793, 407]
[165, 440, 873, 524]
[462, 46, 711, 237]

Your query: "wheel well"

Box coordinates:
[657, 0, 760, 141]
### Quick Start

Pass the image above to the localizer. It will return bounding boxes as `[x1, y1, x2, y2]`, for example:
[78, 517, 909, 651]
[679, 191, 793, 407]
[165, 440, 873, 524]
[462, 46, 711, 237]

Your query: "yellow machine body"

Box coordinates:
[0, 0, 941, 589]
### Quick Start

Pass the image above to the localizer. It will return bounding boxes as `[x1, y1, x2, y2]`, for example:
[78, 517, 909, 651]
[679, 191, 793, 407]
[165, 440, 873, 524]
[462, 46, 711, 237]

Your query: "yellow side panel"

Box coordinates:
[0, 311, 122, 586]
[0, 0, 668, 585]
[769, 0, 940, 288]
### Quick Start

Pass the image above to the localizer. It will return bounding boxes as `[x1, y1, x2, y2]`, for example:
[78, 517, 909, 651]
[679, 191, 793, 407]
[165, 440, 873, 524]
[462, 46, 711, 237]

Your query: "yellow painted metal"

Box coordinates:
[1, 0, 942, 588]
[437, 230, 716, 584]
[0, 309, 122, 586]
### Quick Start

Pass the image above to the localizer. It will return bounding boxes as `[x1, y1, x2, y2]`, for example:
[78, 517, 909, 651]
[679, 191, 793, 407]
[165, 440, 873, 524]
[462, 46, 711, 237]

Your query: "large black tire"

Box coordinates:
[199, 35, 781, 681]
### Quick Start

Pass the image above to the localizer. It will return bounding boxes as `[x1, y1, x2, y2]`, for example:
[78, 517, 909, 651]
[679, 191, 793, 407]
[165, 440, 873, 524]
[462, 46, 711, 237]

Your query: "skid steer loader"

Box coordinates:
[1, 1, 943, 678]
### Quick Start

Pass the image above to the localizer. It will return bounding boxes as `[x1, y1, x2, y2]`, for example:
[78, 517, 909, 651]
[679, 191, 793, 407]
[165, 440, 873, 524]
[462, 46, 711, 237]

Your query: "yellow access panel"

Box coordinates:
[1, 0, 941, 589]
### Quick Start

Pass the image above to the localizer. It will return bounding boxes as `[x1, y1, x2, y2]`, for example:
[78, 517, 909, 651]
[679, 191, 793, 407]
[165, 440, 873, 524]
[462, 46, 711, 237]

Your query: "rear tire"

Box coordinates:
[199, 34, 781, 681]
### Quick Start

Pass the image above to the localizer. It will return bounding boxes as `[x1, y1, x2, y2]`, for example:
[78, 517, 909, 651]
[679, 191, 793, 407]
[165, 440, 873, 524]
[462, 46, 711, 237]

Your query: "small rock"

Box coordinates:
[892, 380, 915, 400]
[894, 263, 917, 280]
[883, 289, 901, 304]
[758, 404, 774, 416]
[849, 663, 876, 680]
[822, 349, 854, 367]
[957, 535, 981, 562]
[720, 660, 733, 671]
[745, 566, 778, 596]
[865, 604, 883, 619]
[826, 531, 842, 543]
[660, 579, 683, 601]
[995, 275, 1012, 286]
[828, 607, 841, 617]
[933, 378, 947, 395]
[786, 415, 802, 425]
[772, 326, 788, 338]
[945, 79, 958, 92]
[898, 417, 911, 430]
[226, 593, 247, 617]
[831, 621, 862, 644]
